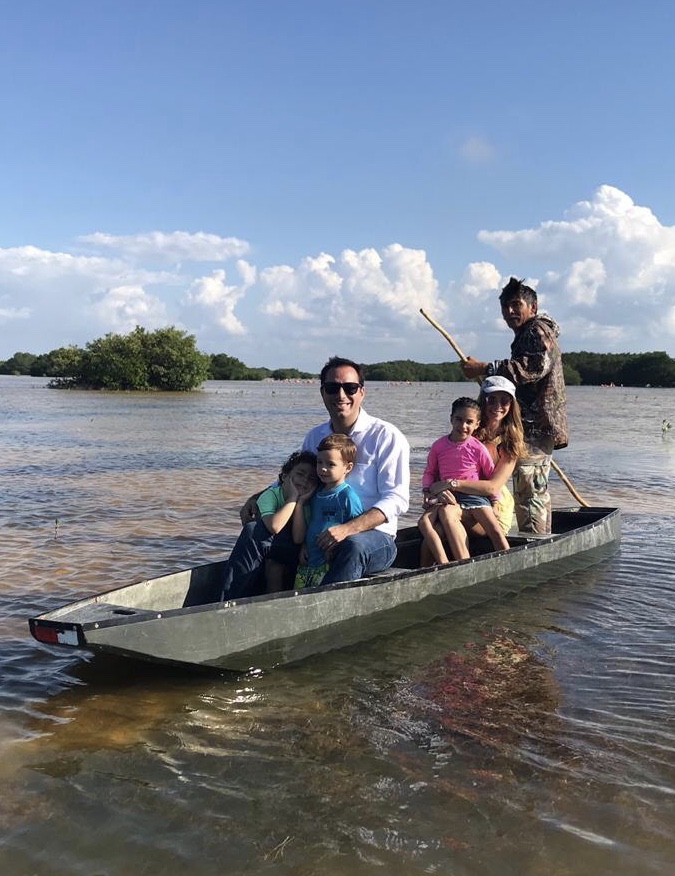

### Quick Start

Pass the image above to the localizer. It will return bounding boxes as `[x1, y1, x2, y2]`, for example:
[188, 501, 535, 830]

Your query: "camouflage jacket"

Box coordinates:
[493, 313, 569, 450]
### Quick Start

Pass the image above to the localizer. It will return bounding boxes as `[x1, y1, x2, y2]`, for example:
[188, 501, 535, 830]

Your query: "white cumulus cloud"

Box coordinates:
[469, 185, 675, 355]
[259, 253, 340, 321]
[79, 231, 250, 263]
[257, 245, 443, 346]
[3, 185, 675, 368]
[89, 285, 169, 334]
[184, 262, 256, 335]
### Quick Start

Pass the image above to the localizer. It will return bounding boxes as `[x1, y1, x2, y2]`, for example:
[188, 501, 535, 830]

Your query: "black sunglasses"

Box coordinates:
[322, 381, 363, 396]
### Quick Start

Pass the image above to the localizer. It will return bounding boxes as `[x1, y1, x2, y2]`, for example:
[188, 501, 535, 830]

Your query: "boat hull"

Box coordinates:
[29, 507, 621, 671]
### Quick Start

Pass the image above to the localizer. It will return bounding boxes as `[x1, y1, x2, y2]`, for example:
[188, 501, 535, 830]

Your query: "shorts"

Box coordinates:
[294, 562, 330, 590]
[454, 491, 491, 509]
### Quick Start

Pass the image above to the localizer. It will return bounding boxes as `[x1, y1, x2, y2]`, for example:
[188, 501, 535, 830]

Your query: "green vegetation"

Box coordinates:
[209, 353, 268, 381]
[208, 357, 314, 381]
[270, 367, 315, 380]
[20, 327, 210, 391]
[361, 359, 464, 382]
[562, 351, 675, 387]
[357, 354, 675, 386]
[0, 351, 39, 375]
[3, 335, 675, 388]
[0, 328, 313, 390]
[562, 362, 581, 385]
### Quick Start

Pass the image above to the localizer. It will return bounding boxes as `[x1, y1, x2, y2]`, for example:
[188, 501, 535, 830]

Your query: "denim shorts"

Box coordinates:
[454, 491, 491, 509]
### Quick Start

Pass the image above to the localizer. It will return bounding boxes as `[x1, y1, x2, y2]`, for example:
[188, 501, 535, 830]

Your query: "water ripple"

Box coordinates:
[1, 380, 674, 875]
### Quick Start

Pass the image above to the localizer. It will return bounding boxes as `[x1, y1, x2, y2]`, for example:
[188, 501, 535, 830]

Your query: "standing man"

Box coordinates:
[462, 277, 568, 533]
[301, 356, 410, 584]
[228, 355, 410, 596]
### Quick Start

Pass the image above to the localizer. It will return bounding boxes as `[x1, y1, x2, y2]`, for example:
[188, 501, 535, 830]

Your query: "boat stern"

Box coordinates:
[29, 617, 84, 648]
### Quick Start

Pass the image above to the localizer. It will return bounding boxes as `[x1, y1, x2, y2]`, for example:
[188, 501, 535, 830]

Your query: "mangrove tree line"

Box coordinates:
[2, 327, 675, 389]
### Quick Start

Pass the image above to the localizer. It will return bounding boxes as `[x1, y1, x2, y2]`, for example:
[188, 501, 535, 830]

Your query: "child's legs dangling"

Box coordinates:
[418, 507, 450, 565]
[437, 503, 470, 561]
[469, 507, 510, 552]
[265, 558, 295, 592]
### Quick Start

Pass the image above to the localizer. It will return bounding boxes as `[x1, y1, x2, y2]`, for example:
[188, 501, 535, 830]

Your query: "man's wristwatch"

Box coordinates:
[485, 363, 495, 377]
[450, 479, 459, 490]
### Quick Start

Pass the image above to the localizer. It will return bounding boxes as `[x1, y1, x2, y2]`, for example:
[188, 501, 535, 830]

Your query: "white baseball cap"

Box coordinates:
[481, 375, 516, 397]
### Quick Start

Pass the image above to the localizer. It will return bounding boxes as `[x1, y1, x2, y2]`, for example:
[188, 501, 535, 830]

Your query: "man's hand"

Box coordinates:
[239, 493, 261, 524]
[461, 356, 488, 380]
[315, 523, 350, 558]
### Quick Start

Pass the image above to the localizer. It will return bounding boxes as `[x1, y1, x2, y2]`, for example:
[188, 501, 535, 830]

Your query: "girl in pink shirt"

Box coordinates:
[419, 397, 510, 564]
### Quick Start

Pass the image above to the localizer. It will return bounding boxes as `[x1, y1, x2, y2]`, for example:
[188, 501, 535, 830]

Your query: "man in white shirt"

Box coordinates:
[301, 356, 410, 584]
[226, 356, 410, 597]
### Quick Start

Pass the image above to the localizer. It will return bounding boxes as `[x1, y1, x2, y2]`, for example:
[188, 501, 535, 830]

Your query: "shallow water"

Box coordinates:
[0, 377, 673, 875]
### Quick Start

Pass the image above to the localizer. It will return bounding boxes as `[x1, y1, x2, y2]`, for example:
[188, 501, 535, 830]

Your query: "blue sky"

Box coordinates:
[2, 0, 675, 370]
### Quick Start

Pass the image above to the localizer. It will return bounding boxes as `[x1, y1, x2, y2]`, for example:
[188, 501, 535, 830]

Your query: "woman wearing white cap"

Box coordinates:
[457, 375, 524, 534]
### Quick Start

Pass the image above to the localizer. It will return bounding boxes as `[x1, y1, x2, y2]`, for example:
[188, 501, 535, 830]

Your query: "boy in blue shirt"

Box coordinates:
[292, 434, 363, 589]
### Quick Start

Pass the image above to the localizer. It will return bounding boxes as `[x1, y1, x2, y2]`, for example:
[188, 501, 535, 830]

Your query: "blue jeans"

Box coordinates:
[320, 530, 398, 586]
[221, 519, 300, 599]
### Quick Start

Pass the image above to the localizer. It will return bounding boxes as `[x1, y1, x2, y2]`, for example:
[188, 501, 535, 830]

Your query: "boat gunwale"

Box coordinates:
[29, 507, 621, 636]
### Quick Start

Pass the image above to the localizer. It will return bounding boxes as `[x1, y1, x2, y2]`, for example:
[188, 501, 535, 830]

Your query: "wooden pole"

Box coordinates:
[419, 307, 590, 508]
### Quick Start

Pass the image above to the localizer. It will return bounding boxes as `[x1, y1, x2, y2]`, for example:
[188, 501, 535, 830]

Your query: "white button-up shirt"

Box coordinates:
[302, 409, 410, 537]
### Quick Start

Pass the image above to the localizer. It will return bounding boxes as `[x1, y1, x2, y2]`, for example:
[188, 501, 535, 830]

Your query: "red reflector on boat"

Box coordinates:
[33, 625, 60, 644]
[32, 624, 79, 646]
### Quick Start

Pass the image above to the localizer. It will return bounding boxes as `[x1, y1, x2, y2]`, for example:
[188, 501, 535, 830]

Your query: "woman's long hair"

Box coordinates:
[476, 391, 525, 461]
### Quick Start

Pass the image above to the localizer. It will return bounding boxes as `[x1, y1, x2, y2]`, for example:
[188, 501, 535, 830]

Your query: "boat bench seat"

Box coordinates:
[62, 602, 158, 624]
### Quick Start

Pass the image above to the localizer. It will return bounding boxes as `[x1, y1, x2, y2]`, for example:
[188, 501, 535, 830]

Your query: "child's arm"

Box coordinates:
[478, 443, 496, 480]
[259, 482, 303, 535]
[262, 502, 298, 535]
[422, 440, 447, 502]
[421, 441, 440, 493]
[291, 483, 317, 544]
[423, 438, 462, 498]
[291, 497, 308, 545]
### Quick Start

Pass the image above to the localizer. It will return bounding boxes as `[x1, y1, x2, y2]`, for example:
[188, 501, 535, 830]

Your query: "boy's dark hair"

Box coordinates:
[451, 396, 480, 416]
[499, 276, 537, 307]
[320, 356, 365, 386]
[317, 433, 357, 465]
[279, 450, 317, 483]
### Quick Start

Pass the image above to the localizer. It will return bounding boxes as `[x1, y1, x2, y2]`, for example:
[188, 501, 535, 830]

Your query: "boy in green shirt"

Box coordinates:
[221, 451, 317, 598]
